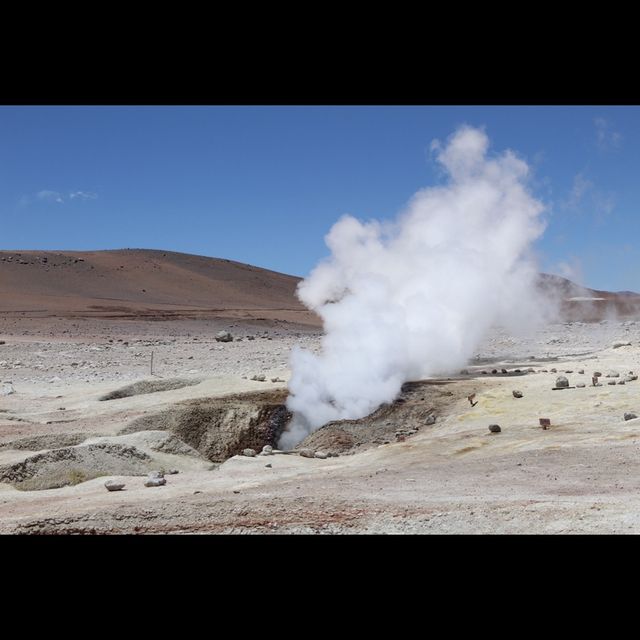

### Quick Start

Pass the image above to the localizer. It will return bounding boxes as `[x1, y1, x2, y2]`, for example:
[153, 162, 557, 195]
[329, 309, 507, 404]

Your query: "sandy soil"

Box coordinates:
[2, 314, 640, 534]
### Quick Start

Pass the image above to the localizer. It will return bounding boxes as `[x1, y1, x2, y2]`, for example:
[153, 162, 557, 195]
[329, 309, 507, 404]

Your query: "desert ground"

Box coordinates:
[3, 311, 640, 534]
[2, 249, 640, 534]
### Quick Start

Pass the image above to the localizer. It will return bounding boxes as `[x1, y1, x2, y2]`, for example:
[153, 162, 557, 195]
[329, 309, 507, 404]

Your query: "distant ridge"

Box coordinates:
[0, 248, 318, 324]
[0, 249, 637, 323]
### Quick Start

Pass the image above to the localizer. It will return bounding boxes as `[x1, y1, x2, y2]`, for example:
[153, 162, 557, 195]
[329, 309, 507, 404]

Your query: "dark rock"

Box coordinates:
[555, 376, 569, 388]
[512, 390, 523, 398]
[488, 424, 501, 433]
[425, 414, 437, 425]
[624, 413, 638, 421]
[215, 331, 233, 343]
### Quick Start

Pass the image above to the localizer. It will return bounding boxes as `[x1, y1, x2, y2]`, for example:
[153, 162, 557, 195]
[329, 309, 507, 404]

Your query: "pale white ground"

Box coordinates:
[2, 317, 640, 534]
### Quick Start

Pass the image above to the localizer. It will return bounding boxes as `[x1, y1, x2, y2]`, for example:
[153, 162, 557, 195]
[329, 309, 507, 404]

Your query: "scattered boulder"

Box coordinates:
[298, 448, 315, 458]
[251, 374, 266, 382]
[576, 383, 586, 388]
[261, 445, 273, 455]
[555, 376, 569, 388]
[606, 371, 620, 378]
[618, 380, 626, 385]
[625, 375, 638, 382]
[215, 331, 233, 343]
[242, 448, 256, 457]
[578, 369, 585, 374]
[512, 390, 523, 398]
[550, 368, 557, 373]
[613, 341, 631, 348]
[144, 471, 166, 487]
[539, 418, 551, 429]
[593, 371, 602, 378]
[607, 381, 617, 385]
[527, 368, 535, 373]
[624, 413, 638, 421]
[104, 480, 125, 492]
[488, 424, 501, 433]
[247, 336, 255, 341]
[501, 369, 508, 374]
[425, 414, 437, 425]
[314, 451, 328, 459]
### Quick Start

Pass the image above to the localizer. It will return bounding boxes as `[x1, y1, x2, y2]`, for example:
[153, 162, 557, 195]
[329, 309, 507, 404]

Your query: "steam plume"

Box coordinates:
[280, 126, 546, 448]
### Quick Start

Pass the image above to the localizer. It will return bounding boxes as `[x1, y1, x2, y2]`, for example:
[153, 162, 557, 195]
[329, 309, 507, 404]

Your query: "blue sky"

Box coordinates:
[0, 105, 637, 291]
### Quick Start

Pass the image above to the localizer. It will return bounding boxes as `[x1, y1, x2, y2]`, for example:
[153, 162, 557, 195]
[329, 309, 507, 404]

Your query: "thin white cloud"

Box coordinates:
[594, 117, 622, 151]
[69, 191, 98, 200]
[36, 190, 64, 203]
[564, 172, 592, 210]
[20, 189, 99, 206]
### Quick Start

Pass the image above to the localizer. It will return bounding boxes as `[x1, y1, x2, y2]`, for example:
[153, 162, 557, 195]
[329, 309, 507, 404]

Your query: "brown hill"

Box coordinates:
[0, 248, 637, 324]
[536, 273, 640, 321]
[0, 249, 319, 325]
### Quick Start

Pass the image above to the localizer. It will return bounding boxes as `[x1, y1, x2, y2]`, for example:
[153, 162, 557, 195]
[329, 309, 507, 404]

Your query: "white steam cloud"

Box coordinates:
[280, 126, 547, 449]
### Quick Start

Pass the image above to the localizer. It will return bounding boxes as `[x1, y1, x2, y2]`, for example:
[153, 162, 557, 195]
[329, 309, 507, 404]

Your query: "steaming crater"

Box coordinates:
[280, 125, 547, 449]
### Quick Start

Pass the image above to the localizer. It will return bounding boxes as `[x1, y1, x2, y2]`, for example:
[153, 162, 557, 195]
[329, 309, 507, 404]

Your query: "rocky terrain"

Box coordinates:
[3, 312, 640, 533]
[3, 249, 640, 534]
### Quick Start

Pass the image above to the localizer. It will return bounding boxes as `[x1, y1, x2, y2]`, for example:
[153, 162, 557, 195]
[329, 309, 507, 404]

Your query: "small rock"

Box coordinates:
[624, 413, 638, 421]
[555, 376, 569, 388]
[576, 383, 586, 388]
[618, 380, 626, 385]
[613, 341, 631, 348]
[262, 445, 273, 455]
[606, 371, 620, 378]
[512, 390, 523, 398]
[578, 369, 584, 374]
[488, 424, 501, 433]
[215, 330, 233, 342]
[1, 383, 15, 396]
[265, 463, 272, 468]
[539, 418, 551, 429]
[564, 370, 573, 374]
[501, 369, 508, 374]
[527, 368, 535, 373]
[49, 376, 61, 383]
[607, 381, 617, 385]
[314, 451, 328, 459]
[251, 374, 266, 382]
[104, 480, 125, 492]
[460, 369, 469, 375]
[193, 491, 202, 494]
[593, 371, 602, 378]
[625, 375, 638, 382]
[491, 369, 498, 374]
[166, 469, 179, 475]
[242, 448, 256, 457]
[550, 368, 557, 373]
[298, 448, 315, 458]
[425, 414, 437, 425]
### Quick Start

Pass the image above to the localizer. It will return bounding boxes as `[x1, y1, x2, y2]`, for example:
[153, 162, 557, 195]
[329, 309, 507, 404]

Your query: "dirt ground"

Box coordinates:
[2, 314, 640, 534]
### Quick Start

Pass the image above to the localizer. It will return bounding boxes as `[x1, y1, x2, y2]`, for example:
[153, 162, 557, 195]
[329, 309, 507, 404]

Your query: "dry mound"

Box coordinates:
[83, 431, 204, 458]
[121, 390, 291, 462]
[0, 433, 93, 451]
[99, 378, 201, 401]
[0, 443, 153, 491]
